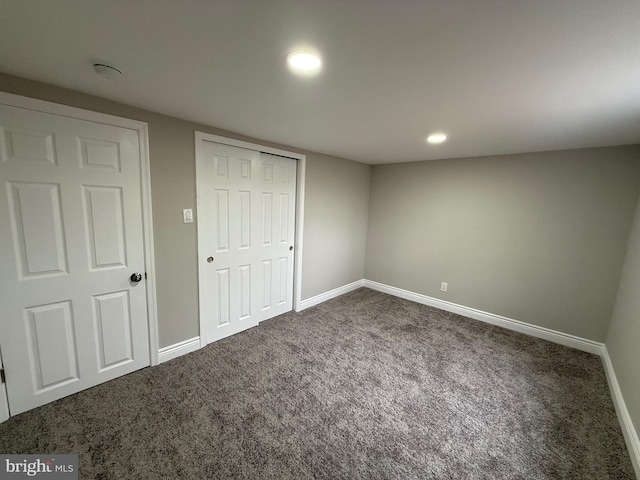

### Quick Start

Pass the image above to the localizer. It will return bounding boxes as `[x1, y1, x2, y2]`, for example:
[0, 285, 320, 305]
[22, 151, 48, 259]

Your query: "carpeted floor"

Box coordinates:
[0, 288, 634, 479]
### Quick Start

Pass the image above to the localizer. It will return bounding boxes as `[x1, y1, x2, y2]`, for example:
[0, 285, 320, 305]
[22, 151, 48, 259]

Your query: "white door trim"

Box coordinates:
[195, 132, 306, 347]
[0, 91, 160, 366]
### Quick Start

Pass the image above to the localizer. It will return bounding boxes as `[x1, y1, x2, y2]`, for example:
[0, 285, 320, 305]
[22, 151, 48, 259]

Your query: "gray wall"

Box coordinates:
[366, 147, 640, 342]
[0, 72, 371, 348]
[302, 153, 371, 299]
[607, 194, 640, 438]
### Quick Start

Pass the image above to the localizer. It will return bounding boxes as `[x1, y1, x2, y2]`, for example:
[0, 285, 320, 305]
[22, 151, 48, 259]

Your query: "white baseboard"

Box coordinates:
[158, 336, 201, 364]
[602, 346, 640, 477]
[363, 280, 604, 355]
[296, 280, 365, 311]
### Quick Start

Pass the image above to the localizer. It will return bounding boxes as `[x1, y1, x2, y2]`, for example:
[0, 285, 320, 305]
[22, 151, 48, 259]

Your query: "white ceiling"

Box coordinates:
[1, 0, 639, 165]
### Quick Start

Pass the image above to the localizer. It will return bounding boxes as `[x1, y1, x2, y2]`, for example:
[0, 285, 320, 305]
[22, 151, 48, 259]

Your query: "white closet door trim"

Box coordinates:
[0, 91, 160, 366]
[195, 132, 306, 347]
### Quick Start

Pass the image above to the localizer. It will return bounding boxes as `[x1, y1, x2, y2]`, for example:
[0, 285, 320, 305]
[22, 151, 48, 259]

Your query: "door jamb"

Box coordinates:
[0, 91, 160, 366]
[194, 132, 306, 347]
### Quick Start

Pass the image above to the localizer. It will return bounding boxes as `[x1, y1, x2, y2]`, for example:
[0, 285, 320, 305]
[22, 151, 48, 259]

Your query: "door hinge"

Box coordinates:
[0, 369, 5, 384]
[145, 272, 147, 280]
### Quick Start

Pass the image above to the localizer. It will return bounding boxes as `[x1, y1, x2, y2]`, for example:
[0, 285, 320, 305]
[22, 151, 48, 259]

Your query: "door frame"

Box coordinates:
[0, 91, 160, 367]
[195, 132, 306, 347]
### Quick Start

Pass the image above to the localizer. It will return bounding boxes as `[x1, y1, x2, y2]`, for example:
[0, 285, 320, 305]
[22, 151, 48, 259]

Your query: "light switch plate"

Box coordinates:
[183, 208, 193, 223]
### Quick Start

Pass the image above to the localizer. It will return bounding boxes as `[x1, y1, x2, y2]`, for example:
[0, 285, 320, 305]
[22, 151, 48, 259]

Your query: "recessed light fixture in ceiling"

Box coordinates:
[93, 63, 123, 80]
[427, 133, 447, 144]
[286, 50, 322, 76]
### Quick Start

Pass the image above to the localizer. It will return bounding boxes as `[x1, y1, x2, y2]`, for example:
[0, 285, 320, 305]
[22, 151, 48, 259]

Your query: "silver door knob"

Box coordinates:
[207, 256, 214, 263]
[289, 246, 293, 251]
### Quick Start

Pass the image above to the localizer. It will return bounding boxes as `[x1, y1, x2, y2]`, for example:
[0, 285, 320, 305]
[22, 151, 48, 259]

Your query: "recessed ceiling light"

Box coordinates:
[427, 133, 447, 144]
[287, 50, 322, 75]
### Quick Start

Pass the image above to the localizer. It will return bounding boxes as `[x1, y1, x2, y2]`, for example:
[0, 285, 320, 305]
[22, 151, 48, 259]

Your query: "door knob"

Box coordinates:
[289, 246, 294, 251]
[130, 273, 142, 283]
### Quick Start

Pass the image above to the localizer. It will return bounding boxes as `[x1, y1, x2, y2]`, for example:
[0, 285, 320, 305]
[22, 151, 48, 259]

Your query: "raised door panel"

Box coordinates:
[261, 259, 272, 313]
[279, 193, 291, 244]
[214, 154, 229, 178]
[0, 126, 57, 166]
[263, 163, 273, 183]
[83, 186, 127, 270]
[276, 257, 289, 307]
[78, 137, 122, 172]
[215, 268, 231, 327]
[214, 189, 230, 252]
[239, 191, 251, 250]
[93, 291, 133, 371]
[24, 301, 79, 392]
[239, 264, 252, 320]
[261, 193, 273, 246]
[7, 182, 68, 279]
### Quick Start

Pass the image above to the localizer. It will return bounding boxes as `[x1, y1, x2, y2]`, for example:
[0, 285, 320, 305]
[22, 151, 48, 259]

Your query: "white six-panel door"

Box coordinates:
[197, 141, 297, 344]
[199, 143, 262, 341]
[258, 153, 297, 320]
[0, 104, 150, 415]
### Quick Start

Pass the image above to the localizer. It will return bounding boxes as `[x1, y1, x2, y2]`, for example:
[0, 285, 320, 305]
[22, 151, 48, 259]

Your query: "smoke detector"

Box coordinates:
[93, 63, 123, 80]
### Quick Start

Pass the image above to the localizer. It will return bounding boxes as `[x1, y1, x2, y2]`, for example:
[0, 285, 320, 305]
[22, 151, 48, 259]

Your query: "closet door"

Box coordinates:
[197, 141, 296, 344]
[258, 153, 297, 320]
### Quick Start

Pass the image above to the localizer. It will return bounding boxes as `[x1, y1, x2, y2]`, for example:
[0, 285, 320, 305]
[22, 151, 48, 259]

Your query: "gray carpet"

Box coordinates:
[0, 288, 634, 479]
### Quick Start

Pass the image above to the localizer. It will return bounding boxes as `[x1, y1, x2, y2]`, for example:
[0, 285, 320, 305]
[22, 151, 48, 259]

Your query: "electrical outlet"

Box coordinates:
[440, 282, 448, 292]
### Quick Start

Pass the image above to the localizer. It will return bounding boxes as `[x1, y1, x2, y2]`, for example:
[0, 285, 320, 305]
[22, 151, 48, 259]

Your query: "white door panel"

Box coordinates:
[0, 105, 150, 415]
[199, 143, 262, 342]
[259, 153, 296, 319]
[197, 143, 296, 344]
